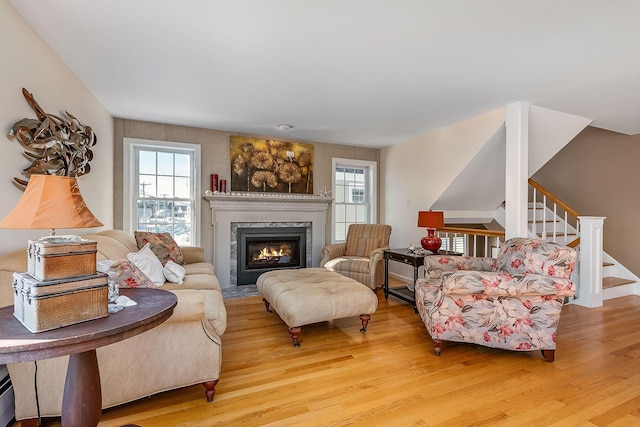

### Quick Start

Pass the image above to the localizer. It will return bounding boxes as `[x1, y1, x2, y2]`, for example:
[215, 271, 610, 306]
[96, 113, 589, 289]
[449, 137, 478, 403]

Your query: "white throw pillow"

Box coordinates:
[127, 243, 165, 287]
[163, 260, 186, 285]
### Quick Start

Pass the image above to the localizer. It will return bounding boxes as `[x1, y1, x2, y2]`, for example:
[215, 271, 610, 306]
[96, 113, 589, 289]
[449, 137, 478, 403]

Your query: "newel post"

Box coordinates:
[573, 216, 606, 308]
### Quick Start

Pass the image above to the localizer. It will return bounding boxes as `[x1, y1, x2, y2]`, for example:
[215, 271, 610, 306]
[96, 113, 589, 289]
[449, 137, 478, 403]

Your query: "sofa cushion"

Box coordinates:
[174, 273, 221, 291]
[493, 237, 576, 278]
[184, 262, 215, 276]
[134, 231, 185, 265]
[423, 255, 495, 279]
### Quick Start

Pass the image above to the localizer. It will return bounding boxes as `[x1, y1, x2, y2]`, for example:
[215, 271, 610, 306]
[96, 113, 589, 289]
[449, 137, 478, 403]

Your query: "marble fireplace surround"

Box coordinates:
[206, 194, 332, 288]
[231, 221, 311, 285]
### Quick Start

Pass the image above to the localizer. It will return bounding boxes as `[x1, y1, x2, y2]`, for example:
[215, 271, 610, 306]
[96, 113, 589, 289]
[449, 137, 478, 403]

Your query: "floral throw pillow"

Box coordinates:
[110, 258, 159, 288]
[134, 231, 185, 266]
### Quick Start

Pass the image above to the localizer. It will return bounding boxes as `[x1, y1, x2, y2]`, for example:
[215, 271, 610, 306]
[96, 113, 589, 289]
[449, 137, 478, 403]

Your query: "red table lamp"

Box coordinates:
[417, 210, 444, 252]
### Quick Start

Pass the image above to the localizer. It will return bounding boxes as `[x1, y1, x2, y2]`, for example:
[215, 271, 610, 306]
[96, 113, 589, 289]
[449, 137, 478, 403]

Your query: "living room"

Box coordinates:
[2, 1, 640, 425]
[4, 1, 640, 270]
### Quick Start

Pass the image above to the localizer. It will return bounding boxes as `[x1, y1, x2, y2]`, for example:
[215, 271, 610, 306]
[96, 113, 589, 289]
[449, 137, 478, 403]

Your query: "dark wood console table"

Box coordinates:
[383, 248, 426, 311]
[0, 288, 177, 427]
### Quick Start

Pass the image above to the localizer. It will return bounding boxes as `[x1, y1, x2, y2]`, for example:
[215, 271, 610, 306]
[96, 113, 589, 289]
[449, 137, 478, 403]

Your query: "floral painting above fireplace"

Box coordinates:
[230, 136, 313, 194]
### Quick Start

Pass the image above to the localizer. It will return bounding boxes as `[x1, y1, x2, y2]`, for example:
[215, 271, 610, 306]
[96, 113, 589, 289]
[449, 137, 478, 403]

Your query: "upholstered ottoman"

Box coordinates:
[256, 268, 378, 346]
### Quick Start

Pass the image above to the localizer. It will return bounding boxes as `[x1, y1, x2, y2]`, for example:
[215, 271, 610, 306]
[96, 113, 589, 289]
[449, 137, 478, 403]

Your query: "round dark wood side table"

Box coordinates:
[0, 287, 177, 427]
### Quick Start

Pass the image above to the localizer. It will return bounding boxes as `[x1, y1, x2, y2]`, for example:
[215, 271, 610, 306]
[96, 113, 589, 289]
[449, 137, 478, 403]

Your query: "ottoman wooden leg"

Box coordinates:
[288, 326, 302, 347]
[359, 314, 371, 333]
[203, 379, 219, 402]
[263, 298, 272, 313]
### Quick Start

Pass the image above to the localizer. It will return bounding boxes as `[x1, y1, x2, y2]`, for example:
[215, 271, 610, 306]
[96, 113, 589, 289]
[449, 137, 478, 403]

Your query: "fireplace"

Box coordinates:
[208, 194, 330, 288]
[236, 226, 307, 285]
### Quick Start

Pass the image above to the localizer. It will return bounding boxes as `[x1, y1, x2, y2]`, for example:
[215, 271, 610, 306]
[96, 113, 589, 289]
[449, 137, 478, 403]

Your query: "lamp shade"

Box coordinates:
[0, 175, 103, 231]
[417, 210, 444, 229]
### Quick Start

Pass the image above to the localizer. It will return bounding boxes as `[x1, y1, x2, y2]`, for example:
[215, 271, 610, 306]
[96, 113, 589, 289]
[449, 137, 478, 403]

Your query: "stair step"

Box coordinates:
[603, 277, 636, 289]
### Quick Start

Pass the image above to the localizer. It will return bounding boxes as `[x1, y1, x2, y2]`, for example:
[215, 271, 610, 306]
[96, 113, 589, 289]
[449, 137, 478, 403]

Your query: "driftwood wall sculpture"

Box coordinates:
[7, 88, 97, 187]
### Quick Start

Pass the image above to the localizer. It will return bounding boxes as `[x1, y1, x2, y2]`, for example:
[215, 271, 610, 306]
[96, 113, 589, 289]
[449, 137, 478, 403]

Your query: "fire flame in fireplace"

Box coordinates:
[250, 243, 293, 265]
[258, 247, 284, 259]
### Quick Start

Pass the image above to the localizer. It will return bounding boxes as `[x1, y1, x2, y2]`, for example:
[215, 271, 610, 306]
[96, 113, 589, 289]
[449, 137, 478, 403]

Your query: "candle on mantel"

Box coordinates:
[210, 174, 218, 192]
[220, 179, 227, 193]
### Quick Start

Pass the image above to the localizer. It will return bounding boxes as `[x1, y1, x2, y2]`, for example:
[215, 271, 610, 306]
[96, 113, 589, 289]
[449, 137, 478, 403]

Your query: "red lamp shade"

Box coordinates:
[417, 211, 444, 229]
[417, 211, 444, 252]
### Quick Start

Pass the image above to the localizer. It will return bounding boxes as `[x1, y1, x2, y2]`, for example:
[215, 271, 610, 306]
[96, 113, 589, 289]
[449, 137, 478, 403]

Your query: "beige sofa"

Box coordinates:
[0, 230, 227, 422]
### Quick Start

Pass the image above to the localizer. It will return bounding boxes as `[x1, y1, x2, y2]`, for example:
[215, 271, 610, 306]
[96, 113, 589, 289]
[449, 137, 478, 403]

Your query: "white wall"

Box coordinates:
[380, 108, 505, 278]
[0, 0, 113, 254]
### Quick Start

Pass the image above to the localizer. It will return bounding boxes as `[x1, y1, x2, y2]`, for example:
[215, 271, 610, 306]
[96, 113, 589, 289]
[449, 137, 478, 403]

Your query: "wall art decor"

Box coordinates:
[230, 136, 313, 194]
[7, 88, 97, 187]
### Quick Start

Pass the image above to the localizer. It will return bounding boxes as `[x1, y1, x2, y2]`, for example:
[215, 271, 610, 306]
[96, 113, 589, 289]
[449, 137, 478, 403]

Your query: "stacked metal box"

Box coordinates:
[12, 239, 108, 333]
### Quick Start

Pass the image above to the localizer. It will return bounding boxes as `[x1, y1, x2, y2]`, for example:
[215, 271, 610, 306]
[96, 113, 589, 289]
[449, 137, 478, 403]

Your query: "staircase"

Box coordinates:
[525, 180, 638, 303]
[493, 180, 639, 304]
[426, 104, 636, 305]
[601, 255, 639, 300]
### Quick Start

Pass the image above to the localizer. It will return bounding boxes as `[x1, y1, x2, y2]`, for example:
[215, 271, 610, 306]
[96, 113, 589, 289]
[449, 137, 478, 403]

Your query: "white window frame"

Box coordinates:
[123, 138, 201, 246]
[331, 158, 377, 243]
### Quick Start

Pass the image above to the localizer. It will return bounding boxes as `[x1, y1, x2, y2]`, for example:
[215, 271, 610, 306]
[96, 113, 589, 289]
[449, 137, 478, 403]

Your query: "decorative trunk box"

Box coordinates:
[27, 239, 97, 281]
[12, 272, 108, 333]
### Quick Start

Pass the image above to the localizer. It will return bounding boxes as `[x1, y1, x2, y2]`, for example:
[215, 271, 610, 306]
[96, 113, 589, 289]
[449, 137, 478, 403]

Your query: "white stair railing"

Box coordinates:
[529, 179, 580, 247]
[528, 179, 613, 307]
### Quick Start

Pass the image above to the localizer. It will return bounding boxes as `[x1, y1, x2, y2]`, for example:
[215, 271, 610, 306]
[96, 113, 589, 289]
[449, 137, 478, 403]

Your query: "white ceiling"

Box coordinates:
[9, 0, 640, 148]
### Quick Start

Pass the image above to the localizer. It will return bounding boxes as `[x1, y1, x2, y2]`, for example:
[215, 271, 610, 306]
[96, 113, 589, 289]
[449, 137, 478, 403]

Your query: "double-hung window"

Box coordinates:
[332, 159, 377, 242]
[124, 138, 201, 246]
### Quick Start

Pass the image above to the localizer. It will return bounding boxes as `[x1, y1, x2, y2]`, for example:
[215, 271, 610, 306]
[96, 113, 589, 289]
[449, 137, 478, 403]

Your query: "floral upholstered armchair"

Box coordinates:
[321, 224, 392, 289]
[415, 238, 576, 362]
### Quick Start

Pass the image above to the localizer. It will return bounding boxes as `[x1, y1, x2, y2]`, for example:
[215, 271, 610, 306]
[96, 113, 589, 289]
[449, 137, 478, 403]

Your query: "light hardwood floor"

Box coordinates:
[23, 278, 640, 426]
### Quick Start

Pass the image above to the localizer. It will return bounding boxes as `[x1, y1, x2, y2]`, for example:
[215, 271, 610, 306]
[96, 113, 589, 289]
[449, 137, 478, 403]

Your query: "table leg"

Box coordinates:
[413, 264, 419, 313]
[62, 350, 102, 427]
[383, 257, 389, 299]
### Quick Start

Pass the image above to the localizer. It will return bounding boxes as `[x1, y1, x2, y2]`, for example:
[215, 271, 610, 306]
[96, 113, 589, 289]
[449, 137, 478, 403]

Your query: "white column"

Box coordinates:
[505, 102, 530, 239]
[573, 216, 606, 308]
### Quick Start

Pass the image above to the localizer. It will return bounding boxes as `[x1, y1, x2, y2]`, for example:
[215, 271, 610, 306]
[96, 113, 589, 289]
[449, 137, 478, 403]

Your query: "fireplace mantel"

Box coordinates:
[206, 193, 332, 212]
[206, 194, 332, 288]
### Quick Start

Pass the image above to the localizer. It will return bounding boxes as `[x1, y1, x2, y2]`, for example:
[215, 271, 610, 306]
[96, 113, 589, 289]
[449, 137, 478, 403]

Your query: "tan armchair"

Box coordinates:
[321, 224, 392, 289]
